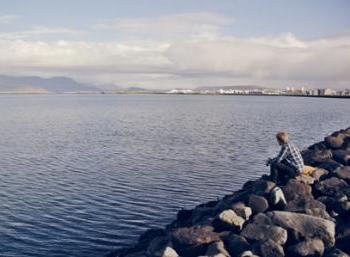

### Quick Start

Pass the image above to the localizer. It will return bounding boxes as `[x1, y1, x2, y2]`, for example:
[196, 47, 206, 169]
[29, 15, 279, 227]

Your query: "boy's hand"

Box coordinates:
[266, 158, 272, 166]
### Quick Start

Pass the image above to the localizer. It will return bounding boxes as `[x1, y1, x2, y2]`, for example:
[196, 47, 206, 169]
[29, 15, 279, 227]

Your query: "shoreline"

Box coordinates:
[107, 128, 350, 257]
[0, 92, 349, 99]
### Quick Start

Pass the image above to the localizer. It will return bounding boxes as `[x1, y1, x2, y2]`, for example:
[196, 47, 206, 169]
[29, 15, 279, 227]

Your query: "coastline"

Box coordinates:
[107, 128, 350, 257]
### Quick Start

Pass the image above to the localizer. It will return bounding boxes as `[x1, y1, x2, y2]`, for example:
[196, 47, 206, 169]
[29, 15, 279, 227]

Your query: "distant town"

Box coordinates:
[165, 87, 350, 97]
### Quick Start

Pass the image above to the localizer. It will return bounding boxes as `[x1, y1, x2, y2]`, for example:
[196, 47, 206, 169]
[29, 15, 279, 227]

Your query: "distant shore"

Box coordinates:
[107, 128, 350, 257]
[0, 92, 349, 99]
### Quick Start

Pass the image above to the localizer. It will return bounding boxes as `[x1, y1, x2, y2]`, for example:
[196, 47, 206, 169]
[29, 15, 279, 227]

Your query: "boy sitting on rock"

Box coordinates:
[266, 131, 304, 184]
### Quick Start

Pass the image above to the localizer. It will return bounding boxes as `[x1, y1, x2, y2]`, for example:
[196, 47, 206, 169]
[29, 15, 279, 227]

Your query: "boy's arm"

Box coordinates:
[273, 145, 288, 163]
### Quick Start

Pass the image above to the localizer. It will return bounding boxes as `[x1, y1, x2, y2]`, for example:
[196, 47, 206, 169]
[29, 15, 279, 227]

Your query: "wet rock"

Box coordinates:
[231, 202, 252, 220]
[146, 236, 178, 257]
[334, 166, 350, 183]
[241, 223, 287, 245]
[333, 150, 350, 166]
[315, 177, 349, 197]
[324, 248, 350, 257]
[252, 213, 273, 226]
[287, 239, 324, 257]
[317, 160, 343, 172]
[138, 229, 167, 249]
[206, 241, 231, 257]
[192, 206, 214, 225]
[302, 149, 333, 166]
[311, 168, 329, 181]
[336, 223, 350, 254]
[213, 210, 245, 232]
[267, 211, 336, 247]
[171, 226, 220, 256]
[224, 234, 250, 257]
[251, 179, 276, 195]
[248, 195, 269, 213]
[326, 134, 345, 149]
[256, 239, 285, 257]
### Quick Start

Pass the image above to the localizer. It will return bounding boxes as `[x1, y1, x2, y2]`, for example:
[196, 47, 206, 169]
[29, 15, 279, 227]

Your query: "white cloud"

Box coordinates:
[0, 12, 349, 89]
[93, 12, 234, 39]
[0, 26, 85, 40]
[0, 14, 19, 24]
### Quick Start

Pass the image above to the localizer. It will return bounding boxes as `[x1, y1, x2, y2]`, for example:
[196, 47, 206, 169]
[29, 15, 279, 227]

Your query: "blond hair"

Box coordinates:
[276, 131, 289, 144]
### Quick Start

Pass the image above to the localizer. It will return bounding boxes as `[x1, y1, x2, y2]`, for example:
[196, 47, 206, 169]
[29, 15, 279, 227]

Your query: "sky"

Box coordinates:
[0, 0, 350, 89]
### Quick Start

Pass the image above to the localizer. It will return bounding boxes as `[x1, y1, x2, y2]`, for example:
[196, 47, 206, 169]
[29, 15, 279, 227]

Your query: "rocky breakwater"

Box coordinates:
[107, 128, 350, 257]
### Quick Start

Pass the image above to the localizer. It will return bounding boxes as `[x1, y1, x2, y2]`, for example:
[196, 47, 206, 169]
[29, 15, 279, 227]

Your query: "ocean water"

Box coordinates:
[0, 94, 349, 257]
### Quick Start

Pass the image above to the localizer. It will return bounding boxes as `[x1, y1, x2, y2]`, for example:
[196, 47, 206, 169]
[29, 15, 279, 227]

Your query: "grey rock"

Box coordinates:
[224, 234, 250, 257]
[147, 236, 177, 257]
[256, 239, 284, 257]
[248, 195, 269, 213]
[315, 177, 349, 197]
[232, 202, 252, 220]
[171, 226, 220, 256]
[324, 248, 350, 257]
[206, 241, 231, 257]
[252, 213, 273, 226]
[241, 223, 287, 245]
[238, 251, 260, 257]
[267, 211, 335, 248]
[282, 179, 312, 202]
[214, 210, 245, 232]
[311, 168, 329, 181]
[287, 239, 324, 257]
[295, 174, 315, 185]
[334, 166, 350, 183]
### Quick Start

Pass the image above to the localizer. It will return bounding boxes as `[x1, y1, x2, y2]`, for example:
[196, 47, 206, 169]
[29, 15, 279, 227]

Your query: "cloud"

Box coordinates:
[0, 14, 19, 24]
[0, 11, 349, 89]
[0, 26, 85, 40]
[93, 12, 234, 39]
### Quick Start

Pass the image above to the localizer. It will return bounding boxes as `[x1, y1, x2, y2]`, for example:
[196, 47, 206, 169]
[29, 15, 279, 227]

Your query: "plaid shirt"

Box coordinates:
[274, 142, 304, 173]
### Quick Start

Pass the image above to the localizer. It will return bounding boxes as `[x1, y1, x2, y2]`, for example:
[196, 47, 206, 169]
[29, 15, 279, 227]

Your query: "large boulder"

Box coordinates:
[287, 239, 325, 257]
[231, 202, 252, 220]
[213, 209, 246, 232]
[317, 160, 343, 172]
[315, 177, 349, 197]
[325, 134, 346, 149]
[223, 234, 250, 257]
[191, 206, 214, 225]
[146, 236, 179, 257]
[334, 166, 350, 183]
[205, 240, 231, 257]
[170, 226, 220, 256]
[324, 248, 350, 257]
[336, 223, 350, 254]
[248, 195, 269, 213]
[251, 179, 276, 195]
[285, 195, 326, 213]
[255, 239, 285, 257]
[267, 211, 336, 248]
[282, 179, 312, 201]
[333, 150, 350, 166]
[241, 223, 288, 245]
[311, 168, 329, 181]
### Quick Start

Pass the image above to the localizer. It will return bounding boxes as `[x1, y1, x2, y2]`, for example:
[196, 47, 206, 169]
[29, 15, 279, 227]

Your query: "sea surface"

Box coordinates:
[0, 94, 349, 257]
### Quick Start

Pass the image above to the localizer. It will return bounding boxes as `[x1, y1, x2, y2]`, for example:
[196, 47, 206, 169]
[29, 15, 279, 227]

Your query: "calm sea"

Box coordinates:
[0, 95, 349, 257]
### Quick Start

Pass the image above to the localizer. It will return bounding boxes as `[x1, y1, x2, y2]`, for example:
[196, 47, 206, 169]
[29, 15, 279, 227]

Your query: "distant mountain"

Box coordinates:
[0, 75, 98, 93]
[196, 85, 269, 91]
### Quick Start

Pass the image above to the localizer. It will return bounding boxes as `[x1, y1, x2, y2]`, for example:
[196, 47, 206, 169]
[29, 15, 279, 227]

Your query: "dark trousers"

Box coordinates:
[270, 160, 298, 184]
